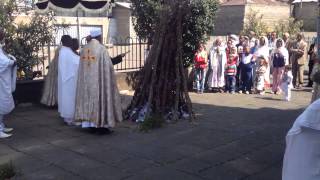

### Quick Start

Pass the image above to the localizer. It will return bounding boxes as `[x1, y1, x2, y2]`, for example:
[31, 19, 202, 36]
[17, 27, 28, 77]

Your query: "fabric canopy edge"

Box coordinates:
[35, 0, 114, 14]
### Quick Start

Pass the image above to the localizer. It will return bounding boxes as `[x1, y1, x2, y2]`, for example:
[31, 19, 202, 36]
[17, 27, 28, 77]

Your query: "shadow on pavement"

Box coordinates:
[0, 94, 307, 180]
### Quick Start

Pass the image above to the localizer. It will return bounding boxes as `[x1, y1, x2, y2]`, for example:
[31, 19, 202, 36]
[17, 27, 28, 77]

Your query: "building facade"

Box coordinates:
[292, 0, 317, 32]
[213, 0, 290, 35]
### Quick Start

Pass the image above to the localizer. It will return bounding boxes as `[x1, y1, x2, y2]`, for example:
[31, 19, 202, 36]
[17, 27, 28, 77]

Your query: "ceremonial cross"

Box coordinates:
[81, 49, 96, 66]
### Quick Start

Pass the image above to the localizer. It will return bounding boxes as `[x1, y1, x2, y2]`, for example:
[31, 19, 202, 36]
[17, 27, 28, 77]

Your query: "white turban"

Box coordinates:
[90, 29, 102, 38]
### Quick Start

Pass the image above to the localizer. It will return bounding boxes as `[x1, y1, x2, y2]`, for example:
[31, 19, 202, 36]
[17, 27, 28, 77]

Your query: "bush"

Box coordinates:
[275, 17, 303, 38]
[0, 0, 56, 80]
[243, 8, 268, 37]
[0, 162, 16, 180]
[139, 113, 163, 132]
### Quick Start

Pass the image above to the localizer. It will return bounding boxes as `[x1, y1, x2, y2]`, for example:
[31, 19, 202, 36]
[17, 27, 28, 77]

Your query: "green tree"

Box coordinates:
[132, 0, 218, 66]
[126, 0, 219, 127]
[243, 8, 268, 37]
[275, 18, 303, 38]
[0, 0, 16, 36]
[0, 0, 56, 80]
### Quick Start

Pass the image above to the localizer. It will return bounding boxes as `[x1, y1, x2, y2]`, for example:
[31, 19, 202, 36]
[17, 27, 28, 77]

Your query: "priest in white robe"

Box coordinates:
[57, 35, 80, 125]
[282, 99, 320, 180]
[207, 38, 227, 92]
[0, 29, 16, 138]
[75, 29, 122, 132]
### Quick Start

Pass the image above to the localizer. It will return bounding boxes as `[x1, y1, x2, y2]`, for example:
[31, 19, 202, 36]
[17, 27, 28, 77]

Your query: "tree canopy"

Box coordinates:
[131, 0, 219, 66]
[0, 0, 56, 80]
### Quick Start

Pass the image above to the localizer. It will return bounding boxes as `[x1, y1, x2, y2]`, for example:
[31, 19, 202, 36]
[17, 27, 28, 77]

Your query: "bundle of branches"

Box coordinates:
[126, 1, 193, 124]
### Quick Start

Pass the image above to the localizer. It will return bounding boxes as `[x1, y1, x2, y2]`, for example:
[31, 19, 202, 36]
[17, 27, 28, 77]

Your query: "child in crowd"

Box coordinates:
[236, 45, 243, 91]
[225, 46, 238, 94]
[240, 46, 254, 94]
[255, 57, 268, 95]
[194, 44, 208, 94]
[281, 65, 293, 101]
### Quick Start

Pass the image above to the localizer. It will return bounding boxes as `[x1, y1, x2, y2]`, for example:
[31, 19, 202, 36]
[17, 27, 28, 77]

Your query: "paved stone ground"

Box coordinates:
[0, 88, 311, 180]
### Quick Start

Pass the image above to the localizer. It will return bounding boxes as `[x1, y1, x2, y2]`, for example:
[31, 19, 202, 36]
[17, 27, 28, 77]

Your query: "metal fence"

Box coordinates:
[33, 36, 148, 78]
[305, 36, 317, 47]
[32, 35, 316, 78]
[104, 37, 149, 71]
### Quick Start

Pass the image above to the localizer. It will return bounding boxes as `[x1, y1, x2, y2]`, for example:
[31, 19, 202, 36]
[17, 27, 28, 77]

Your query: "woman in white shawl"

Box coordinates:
[270, 39, 289, 94]
[207, 38, 227, 92]
[254, 36, 271, 89]
[282, 99, 320, 180]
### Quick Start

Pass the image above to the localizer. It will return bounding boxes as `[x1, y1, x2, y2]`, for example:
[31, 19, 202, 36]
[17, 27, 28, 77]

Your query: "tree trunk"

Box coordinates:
[126, 1, 194, 123]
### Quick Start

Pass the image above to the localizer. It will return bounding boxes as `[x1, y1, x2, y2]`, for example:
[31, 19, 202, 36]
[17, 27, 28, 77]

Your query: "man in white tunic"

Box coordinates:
[57, 35, 80, 125]
[75, 29, 122, 133]
[0, 29, 16, 138]
[207, 38, 227, 92]
[282, 99, 320, 180]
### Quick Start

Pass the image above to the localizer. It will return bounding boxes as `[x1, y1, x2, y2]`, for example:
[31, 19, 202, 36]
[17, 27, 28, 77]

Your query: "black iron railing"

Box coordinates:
[104, 37, 149, 71]
[34, 36, 147, 78]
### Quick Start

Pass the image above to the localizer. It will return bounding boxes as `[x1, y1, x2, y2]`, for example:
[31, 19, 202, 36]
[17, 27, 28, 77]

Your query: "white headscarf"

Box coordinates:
[255, 36, 269, 61]
[271, 38, 289, 65]
[229, 34, 239, 46]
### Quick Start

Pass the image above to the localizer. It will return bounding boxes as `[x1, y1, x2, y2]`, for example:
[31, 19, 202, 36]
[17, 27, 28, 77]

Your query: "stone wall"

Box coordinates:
[245, 4, 290, 31]
[213, 3, 291, 36]
[293, 2, 317, 32]
[112, 6, 131, 39]
[213, 5, 245, 35]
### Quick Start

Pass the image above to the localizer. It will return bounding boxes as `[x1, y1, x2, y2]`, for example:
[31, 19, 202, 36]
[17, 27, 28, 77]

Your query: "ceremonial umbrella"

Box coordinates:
[35, 0, 114, 41]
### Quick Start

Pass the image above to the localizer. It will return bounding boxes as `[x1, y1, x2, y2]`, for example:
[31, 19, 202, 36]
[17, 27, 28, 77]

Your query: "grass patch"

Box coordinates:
[139, 114, 164, 132]
[0, 162, 16, 180]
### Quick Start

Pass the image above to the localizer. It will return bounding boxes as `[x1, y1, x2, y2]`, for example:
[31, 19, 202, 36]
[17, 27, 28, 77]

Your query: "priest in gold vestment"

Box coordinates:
[75, 29, 122, 130]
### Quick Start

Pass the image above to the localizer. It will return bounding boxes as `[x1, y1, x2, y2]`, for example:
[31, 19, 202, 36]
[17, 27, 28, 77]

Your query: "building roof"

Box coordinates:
[221, 0, 289, 6]
[292, 0, 317, 3]
[115, 2, 131, 9]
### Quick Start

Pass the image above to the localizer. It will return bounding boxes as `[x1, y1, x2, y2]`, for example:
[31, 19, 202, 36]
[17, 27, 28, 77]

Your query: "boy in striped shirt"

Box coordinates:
[225, 47, 238, 94]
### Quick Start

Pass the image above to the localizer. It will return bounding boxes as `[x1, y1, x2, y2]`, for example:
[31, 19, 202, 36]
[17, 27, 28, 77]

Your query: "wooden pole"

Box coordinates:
[77, 10, 80, 44]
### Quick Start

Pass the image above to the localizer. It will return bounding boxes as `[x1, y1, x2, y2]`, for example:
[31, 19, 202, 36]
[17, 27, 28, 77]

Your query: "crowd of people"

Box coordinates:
[193, 31, 316, 102]
[0, 26, 318, 140]
[1, 24, 320, 179]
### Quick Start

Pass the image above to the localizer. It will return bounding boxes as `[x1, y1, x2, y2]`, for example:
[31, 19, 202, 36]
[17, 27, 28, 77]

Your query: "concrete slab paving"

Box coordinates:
[0, 88, 311, 180]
